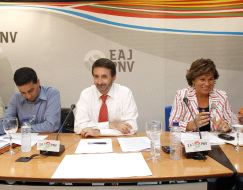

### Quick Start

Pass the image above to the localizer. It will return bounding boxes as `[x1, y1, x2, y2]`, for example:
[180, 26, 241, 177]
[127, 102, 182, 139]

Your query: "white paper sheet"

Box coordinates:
[52, 153, 152, 179]
[0, 133, 47, 147]
[0, 140, 9, 149]
[75, 138, 113, 154]
[180, 132, 225, 145]
[223, 132, 243, 146]
[100, 129, 123, 136]
[118, 137, 150, 152]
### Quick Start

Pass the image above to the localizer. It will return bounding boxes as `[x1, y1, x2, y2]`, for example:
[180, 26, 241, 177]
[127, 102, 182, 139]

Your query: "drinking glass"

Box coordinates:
[232, 114, 243, 152]
[1, 117, 18, 155]
[145, 120, 162, 161]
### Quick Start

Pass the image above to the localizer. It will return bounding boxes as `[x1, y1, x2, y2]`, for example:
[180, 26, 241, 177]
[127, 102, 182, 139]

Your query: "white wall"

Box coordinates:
[1, 7, 243, 131]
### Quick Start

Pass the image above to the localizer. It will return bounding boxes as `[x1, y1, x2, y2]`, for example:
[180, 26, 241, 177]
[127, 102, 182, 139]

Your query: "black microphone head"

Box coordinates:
[183, 97, 188, 104]
[71, 104, 76, 110]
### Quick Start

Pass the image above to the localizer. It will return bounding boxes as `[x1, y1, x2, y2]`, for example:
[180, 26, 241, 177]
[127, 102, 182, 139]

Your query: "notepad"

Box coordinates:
[75, 138, 113, 154]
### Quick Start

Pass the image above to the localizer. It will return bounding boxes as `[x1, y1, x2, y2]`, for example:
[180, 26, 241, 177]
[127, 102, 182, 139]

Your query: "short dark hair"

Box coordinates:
[186, 58, 219, 86]
[92, 58, 116, 77]
[14, 67, 38, 86]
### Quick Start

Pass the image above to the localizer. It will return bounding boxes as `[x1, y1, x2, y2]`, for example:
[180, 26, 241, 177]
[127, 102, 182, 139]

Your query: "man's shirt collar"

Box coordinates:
[20, 86, 47, 104]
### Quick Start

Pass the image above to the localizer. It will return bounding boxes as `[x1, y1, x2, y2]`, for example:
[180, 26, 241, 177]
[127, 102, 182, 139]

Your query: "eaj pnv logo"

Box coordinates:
[84, 49, 135, 73]
[0, 32, 18, 43]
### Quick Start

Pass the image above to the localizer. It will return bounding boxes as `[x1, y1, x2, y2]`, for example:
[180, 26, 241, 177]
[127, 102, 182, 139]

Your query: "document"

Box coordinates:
[75, 138, 113, 154]
[0, 140, 9, 149]
[52, 153, 152, 179]
[0, 133, 47, 147]
[223, 132, 243, 146]
[118, 136, 150, 152]
[181, 132, 225, 145]
[100, 129, 123, 136]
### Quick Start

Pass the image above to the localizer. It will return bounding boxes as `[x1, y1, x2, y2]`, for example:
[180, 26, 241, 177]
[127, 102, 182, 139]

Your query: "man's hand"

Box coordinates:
[81, 128, 100, 138]
[109, 121, 132, 134]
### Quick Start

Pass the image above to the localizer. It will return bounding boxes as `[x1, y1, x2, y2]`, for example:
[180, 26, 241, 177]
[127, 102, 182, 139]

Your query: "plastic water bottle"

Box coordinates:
[21, 123, 31, 152]
[170, 122, 181, 160]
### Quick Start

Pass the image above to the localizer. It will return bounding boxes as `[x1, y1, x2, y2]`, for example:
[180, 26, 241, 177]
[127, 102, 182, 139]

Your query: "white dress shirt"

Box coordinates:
[74, 83, 138, 134]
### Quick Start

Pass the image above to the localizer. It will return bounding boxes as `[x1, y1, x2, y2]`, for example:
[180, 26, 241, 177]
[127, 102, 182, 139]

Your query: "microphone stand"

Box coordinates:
[183, 97, 206, 160]
[40, 104, 76, 156]
[183, 97, 202, 139]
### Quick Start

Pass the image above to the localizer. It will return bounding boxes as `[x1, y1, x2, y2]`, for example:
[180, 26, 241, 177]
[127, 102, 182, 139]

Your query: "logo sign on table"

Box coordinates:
[37, 140, 60, 152]
[184, 139, 211, 153]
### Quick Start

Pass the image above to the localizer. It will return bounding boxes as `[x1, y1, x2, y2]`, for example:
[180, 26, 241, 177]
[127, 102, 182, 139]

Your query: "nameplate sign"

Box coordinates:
[184, 139, 211, 153]
[37, 140, 60, 152]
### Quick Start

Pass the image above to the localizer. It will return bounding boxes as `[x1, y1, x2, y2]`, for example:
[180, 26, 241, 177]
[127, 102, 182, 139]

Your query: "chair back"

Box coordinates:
[165, 106, 172, 131]
[61, 108, 74, 133]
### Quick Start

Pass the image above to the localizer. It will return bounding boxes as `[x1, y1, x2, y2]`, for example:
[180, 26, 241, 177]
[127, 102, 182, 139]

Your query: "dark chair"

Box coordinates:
[60, 108, 74, 133]
[165, 106, 172, 131]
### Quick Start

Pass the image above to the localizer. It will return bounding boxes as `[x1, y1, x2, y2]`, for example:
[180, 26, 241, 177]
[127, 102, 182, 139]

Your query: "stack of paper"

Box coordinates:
[0, 140, 9, 149]
[118, 137, 150, 152]
[0, 133, 47, 147]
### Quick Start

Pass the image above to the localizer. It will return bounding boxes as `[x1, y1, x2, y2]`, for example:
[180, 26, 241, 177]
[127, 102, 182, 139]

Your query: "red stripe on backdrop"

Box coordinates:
[74, 5, 243, 19]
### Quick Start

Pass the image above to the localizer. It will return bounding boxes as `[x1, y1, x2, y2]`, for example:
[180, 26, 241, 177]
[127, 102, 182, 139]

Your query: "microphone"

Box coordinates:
[56, 104, 76, 140]
[183, 97, 202, 139]
[40, 104, 76, 156]
[183, 97, 207, 160]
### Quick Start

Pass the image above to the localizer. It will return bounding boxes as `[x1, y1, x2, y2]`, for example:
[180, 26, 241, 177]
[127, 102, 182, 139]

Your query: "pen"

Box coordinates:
[87, 142, 107, 145]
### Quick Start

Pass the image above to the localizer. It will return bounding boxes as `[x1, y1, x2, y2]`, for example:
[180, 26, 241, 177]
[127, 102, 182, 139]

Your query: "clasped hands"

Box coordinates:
[80, 121, 132, 138]
[187, 112, 230, 133]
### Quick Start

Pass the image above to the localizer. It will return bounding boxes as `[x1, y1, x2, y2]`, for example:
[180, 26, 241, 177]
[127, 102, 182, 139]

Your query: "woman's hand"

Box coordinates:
[212, 119, 231, 133]
[187, 112, 210, 131]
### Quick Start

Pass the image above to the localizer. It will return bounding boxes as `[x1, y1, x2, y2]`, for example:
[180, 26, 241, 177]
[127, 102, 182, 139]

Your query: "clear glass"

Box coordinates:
[232, 114, 243, 152]
[1, 117, 18, 155]
[145, 120, 161, 161]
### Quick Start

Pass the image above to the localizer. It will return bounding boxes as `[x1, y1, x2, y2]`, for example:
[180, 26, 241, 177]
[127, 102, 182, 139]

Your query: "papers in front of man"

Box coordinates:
[0, 133, 47, 147]
[52, 153, 152, 179]
[100, 129, 123, 136]
[118, 137, 150, 152]
[75, 138, 113, 154]
[0, 140, 9, 150]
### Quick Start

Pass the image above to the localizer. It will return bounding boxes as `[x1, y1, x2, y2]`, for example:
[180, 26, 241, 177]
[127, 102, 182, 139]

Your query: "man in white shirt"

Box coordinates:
[74, 58, 138, 137]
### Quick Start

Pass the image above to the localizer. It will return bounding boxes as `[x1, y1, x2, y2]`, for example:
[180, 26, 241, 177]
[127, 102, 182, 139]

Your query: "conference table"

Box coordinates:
[0, 132, 234, 189]
[222, 144, 243, 175]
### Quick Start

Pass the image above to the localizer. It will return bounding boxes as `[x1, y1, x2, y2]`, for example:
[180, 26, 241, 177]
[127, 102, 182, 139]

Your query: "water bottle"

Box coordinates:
[21, 122, 31, 152]
[170, 122, 181, 160]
